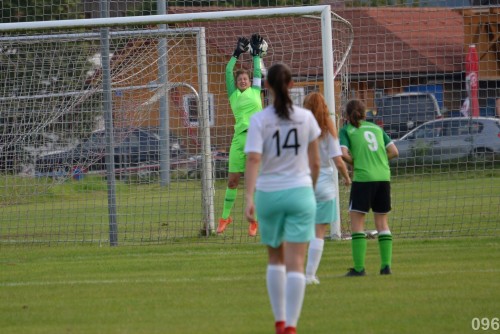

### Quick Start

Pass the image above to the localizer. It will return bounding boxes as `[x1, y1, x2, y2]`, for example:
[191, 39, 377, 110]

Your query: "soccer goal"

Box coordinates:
[0, 6, 354, 245]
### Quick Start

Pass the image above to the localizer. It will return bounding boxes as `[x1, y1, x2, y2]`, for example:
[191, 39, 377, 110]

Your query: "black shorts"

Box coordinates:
[349, 181, 391, 214]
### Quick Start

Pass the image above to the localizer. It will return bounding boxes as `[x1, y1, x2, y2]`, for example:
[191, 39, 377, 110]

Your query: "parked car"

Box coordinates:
[35, 128, 194, 178]
[392, 117, 500, 166]
[188, 149, 229, 179]
[373, 92, 442, 139]
[442, 110, 465, 118]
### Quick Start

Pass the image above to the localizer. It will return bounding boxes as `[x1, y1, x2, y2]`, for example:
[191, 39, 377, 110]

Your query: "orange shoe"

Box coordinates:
[217, 217, 233, 234]
[284, 327, 297, 334]
[275, 321, 285, 334]
[248, 221, 258, 237]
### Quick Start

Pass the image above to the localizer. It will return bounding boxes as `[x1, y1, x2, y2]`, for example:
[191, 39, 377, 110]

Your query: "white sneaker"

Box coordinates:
[306, 276, 320, 285]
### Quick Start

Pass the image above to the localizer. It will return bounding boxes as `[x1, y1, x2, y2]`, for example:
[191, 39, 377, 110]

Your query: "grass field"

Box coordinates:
[1, 167, 499, 245]
[1, 237, 499, 333]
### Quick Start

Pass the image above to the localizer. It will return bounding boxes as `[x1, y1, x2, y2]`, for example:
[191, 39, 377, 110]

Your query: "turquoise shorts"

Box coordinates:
[255, 187, 316, 248]
[315, 198, 338, 224]
[228, 131, 248, 173]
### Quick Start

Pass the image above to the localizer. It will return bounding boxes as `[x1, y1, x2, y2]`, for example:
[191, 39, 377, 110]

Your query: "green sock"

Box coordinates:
[351, 232, 367, 272]
[222, 188, 237, 219]
[378, 233, 393, 269]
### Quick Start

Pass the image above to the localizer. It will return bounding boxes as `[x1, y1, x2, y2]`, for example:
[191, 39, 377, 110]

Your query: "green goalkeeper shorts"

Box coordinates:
[228, 131, 248, 173]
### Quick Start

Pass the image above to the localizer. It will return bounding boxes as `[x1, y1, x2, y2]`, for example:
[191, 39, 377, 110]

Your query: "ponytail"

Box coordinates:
[267, 63, 293, 120]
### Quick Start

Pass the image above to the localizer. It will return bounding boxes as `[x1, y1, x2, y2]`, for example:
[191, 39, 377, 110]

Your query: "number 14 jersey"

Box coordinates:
[245, 105, 321, 192]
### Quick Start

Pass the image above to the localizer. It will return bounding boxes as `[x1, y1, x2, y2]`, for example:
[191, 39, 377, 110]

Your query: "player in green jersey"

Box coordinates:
[217, 34, 265, 237]
[339, 99, 399, 276]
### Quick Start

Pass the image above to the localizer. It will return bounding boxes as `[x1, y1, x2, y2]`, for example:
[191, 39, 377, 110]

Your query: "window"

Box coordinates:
[470, 121, 483, 135]
[183, 94, 214, 127]
[415, 123, 438, 139]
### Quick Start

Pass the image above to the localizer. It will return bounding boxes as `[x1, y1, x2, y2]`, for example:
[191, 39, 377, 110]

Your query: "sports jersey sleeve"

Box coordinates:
[251, 56, 262, 90]
[225, 56, 238, 98]
[244, 114, 263, 154]
[328, 135, 342, 158]
[382, 131, 393, 147]
[339, 126, 350, 149]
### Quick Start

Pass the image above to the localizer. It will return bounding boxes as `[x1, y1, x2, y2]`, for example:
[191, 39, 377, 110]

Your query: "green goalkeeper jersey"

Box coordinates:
[339, 120, 392, 182]
[225, 56, 262, 135]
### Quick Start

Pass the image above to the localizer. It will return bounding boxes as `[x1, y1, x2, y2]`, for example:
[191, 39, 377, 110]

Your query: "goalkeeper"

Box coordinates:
[217, 34, 265, 237]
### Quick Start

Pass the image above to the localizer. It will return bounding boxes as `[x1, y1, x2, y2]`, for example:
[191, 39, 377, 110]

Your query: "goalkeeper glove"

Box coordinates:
[250, 33, 264, 57]
[233, 37, 250, 58]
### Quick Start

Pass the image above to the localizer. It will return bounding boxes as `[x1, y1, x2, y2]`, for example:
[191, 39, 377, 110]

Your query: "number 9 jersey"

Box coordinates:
[244, 105, 321, 192]
[339, 120, 393, 182]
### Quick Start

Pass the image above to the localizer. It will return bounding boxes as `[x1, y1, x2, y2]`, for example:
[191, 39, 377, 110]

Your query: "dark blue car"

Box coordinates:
[35, 128, 191, 177]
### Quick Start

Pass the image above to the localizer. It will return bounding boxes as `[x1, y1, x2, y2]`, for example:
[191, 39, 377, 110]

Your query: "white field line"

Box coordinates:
[0, 275, 261, 287]
[2, 269, 499, 287]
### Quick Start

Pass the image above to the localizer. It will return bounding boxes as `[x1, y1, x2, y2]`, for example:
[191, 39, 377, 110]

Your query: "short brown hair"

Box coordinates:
[235, 69, 250, 81]
[345, 99, 366, 128]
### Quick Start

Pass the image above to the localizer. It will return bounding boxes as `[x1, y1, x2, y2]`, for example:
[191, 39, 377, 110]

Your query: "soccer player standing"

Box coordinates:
[339, 99, 399, 276]
[244, 63, 321, 334]
[303, 92, 351, 285]
[217, 34, 265, 237]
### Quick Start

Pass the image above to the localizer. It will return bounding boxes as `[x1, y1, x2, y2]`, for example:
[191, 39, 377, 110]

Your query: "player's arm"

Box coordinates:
[250, 34, 263, 89]
[308, 138, 320, 189]
[386, 142, 399, 160]
[225, 57, 237, 97]
[333, 156, 351, 186]
[382, 131, 399, 160]
[244, 151, 260, 223]
[328, 134, 351, 185]
[226, 37, 249, 97]
[341, 147, 353, 165]
[339, 127, 353, 165]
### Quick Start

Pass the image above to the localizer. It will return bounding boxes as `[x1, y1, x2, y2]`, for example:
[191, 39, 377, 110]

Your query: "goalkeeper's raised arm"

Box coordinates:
[225, 36, 249, 97]
[250, 33, 263, 90]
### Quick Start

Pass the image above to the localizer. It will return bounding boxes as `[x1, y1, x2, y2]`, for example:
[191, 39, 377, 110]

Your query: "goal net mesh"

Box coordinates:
[0, 6, 354, 245]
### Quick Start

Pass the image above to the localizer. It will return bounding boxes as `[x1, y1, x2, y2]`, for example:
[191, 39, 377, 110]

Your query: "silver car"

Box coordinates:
[392, 117, 500, 166]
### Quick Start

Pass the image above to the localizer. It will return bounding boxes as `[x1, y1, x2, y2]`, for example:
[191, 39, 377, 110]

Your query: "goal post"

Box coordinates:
[0, 6, 354, 245]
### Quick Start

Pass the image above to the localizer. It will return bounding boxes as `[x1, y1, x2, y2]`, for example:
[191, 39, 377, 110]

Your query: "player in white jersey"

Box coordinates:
[302, 92, 351, 285]
[244, 63, 321, 334]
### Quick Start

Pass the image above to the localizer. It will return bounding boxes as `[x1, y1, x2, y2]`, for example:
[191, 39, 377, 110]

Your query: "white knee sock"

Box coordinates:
[306, 238, 324, 278]
[266, 264, 286, 322]
[285, 271, 306, 327]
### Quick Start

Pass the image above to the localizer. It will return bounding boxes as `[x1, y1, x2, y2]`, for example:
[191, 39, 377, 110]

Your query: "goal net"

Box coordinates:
[0, 6, 354, 245]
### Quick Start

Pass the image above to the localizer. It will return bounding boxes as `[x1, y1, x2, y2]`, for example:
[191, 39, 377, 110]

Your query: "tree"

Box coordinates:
[1, 0, 83, 22]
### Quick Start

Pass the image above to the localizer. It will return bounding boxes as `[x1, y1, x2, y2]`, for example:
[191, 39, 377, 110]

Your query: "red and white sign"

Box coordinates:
[465, 44, 480, 117]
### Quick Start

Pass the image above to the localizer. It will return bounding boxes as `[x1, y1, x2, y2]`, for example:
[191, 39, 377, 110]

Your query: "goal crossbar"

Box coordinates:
[0, 6, 331, 32]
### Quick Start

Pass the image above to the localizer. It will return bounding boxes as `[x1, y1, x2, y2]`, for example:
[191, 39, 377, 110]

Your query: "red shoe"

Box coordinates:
[275, 321, 285, 334]
[248, 221, 258, 237]
[284, 327, 297, 334]
[216, 217, 233, 234]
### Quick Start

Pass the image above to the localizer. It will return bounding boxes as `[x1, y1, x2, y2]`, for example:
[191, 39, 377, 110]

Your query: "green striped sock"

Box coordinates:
[222, 188, 237, 219]
[378, 233, 393, 269]
[351, 232, 367, 272]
